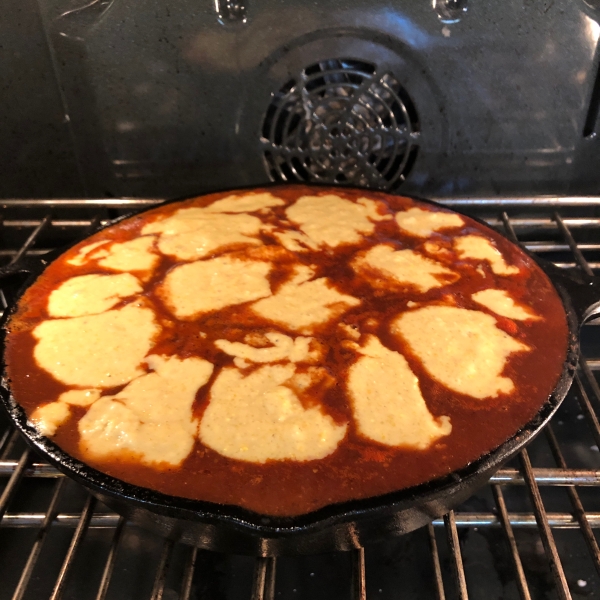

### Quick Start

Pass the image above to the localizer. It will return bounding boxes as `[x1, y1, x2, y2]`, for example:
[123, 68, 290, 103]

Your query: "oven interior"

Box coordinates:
[3, 0, 600, 597]
[4, 0, 600, 201]
[0, 197, 599, 600]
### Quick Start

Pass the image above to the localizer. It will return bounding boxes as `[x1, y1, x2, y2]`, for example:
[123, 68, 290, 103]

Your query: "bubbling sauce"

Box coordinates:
[4, 186, 568, 517]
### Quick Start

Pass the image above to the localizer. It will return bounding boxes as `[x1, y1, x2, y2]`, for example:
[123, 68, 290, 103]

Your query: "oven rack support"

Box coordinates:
[0, 198, 600, 600]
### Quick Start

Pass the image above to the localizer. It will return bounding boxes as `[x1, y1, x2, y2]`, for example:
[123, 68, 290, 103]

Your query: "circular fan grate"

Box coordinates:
[261, 58, 420, 191]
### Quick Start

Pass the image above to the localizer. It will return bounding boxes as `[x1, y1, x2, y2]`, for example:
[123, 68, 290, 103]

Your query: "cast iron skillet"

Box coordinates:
[1, 186, 600, 556]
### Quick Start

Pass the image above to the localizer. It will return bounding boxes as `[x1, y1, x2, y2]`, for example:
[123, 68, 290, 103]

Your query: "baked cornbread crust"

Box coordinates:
[5, 186, 568, 516]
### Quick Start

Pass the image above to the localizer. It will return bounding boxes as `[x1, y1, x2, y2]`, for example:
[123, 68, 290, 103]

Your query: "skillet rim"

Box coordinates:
[0, 183, 581, 538]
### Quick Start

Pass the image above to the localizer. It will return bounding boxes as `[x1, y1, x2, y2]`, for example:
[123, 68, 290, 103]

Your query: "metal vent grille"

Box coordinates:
[1, 197, 600, 600]
[261, 59, 420, 191]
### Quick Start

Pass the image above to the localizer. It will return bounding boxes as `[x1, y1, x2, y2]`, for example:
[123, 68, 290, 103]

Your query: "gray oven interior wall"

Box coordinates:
[1, 0, 600, 199]
[0, 0, 86, 198]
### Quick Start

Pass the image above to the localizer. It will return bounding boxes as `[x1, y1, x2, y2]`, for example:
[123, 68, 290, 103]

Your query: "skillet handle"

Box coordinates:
[537, 259, 600, 325]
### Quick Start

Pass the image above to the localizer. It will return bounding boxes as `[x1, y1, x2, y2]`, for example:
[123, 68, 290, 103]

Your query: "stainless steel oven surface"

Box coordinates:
[2, 0, 600, 199]
[1, 197, 600, 600]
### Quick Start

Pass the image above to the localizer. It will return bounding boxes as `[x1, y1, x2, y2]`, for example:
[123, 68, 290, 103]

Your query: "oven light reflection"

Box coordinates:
[382, 10, 430, 48]
[585, 16, 600, 48]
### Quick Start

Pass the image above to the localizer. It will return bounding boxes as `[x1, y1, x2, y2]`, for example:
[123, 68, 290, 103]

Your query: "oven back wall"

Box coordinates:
[1, 0, 600, 199]
[0, 0, 85, 198]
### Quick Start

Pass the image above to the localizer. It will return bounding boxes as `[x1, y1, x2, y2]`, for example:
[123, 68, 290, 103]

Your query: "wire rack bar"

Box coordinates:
[444, 511, 469, 600]
[0, 199, 164, 207]
[526, 242, 600, 251]
[49, 495, 97, 600]
[439, 513, 600, 528]
[438, 197, 600, 207]
[580, 358, 600, 410]
[251, 557, 276, 600]
[554, 212, 595, 277]
[519, 450, 572, 600]
[0, 448, 30, 522]
[8, 215, 50, 266]
[150, 539, 175, 600]
[545, 425, 600, 578]
[427, 523, 446, 600]
[351, 548, 366, 600]
[180, 546, 198, 600]
[94, 516, 126, 600]
[2, 220, 109, 229]
[2, 196, 600, 208]
[0, 429, 12, 456]
[491, 484, 532, 600]
[10, 478, 66, 600]
[0, 461, 66, 477]
[4, 510, 600, 530]
[0, 513, 123, 528]
[491, 468, 600, 485]
[575, 369, 600, 451]
[0, 429, 20, 460]
[3, 216, 600, 231]
[435, 514, 600, 528]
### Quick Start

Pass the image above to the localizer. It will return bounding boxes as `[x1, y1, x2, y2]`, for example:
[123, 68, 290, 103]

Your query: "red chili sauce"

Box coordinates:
[4, 186, 569, 516]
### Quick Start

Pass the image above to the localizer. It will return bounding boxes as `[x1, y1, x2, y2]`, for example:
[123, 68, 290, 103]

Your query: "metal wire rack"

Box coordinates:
[1, 197, 600, 600]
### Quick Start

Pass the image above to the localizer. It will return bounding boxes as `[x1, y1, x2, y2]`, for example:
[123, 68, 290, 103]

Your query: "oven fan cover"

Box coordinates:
[261, 59, 420, 191]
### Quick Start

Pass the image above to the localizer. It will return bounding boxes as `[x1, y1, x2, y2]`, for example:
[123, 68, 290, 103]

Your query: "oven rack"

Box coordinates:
[0, 197, 599, 600]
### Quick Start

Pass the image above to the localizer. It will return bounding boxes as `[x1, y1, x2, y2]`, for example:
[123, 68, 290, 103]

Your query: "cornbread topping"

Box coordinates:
[4, 185, 568, 516]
